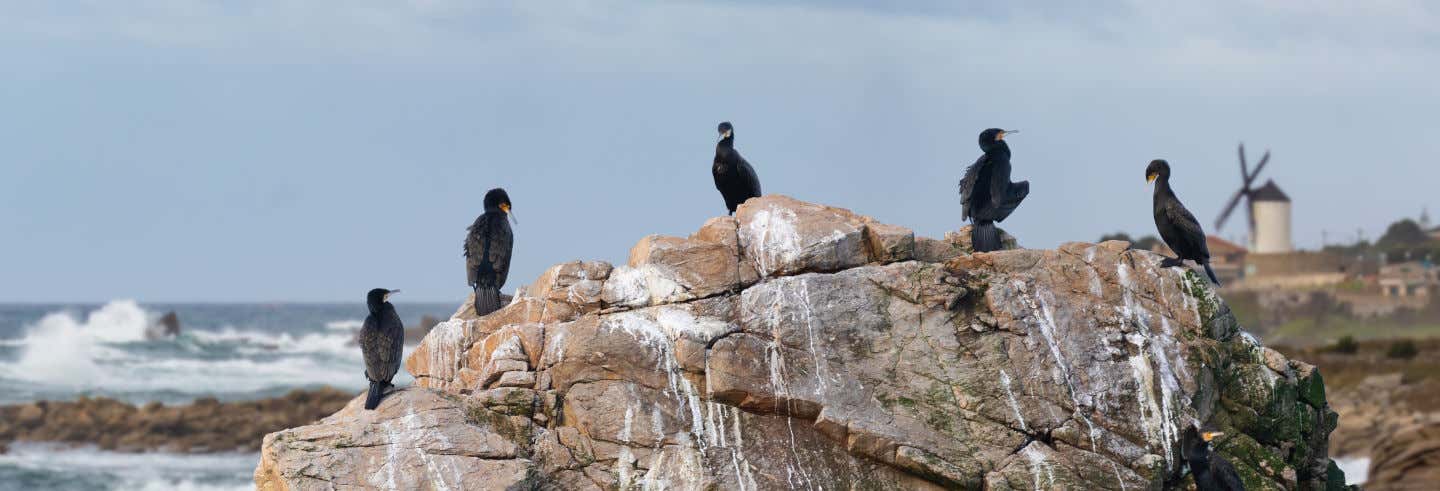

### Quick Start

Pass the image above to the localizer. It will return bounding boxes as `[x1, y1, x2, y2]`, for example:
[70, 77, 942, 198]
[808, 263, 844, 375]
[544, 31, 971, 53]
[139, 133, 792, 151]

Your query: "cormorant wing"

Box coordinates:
[359, 315, 399, 383]
[1211, 457, 1245, 491]
[487, 219, 513, 289]
[712, 152, 729, 190]
[464, 217, 483, 287]
[736, 153, 761, 197]
[1162, 198, 1211, 258]
[383, 308, 404, 381]
[958, 155, 987, 221]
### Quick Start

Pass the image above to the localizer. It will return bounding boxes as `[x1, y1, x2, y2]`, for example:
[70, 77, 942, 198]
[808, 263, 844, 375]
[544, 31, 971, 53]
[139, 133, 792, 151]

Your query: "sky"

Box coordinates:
[2, 0, 1437, 303]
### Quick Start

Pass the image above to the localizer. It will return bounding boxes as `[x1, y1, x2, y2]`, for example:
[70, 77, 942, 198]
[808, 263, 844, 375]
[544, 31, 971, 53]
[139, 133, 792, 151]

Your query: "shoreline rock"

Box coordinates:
[0, 388, 353, 454]
[258, 195, 1349, 489]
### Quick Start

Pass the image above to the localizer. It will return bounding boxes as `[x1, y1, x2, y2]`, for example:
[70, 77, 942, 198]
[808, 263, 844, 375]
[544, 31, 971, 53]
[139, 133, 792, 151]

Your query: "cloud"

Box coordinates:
[2, 1, 1437, 300]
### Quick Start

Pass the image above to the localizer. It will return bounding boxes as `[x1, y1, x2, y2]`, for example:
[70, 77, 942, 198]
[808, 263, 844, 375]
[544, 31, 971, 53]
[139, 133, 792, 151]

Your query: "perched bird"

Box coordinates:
[712, 121, 762, 215]
[360, 288, 404, 410]
[959, 128, 1029, 252]
[464, 188, 515, 316]
[1146, 160, 1221, 285]
[1182, 426, 1245, 491]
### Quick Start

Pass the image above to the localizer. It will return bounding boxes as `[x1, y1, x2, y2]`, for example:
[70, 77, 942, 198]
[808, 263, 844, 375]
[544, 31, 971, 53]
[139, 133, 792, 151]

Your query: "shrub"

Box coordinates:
[1386, 339, 1419, 360]
[1330, 335, 1359, 355]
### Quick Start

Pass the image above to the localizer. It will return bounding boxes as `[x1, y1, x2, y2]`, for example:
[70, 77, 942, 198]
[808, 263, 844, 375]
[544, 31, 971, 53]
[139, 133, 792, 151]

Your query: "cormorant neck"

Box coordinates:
[367, 301, 388, 315]
[717, 138, 734, 150]
[1154, 176, 1174, 196]
[981, 141, 1010, 158]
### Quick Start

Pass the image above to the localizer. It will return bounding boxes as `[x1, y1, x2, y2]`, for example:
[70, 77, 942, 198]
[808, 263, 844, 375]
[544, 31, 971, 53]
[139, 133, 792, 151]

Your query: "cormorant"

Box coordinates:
[1182, 426, 1245, 491]
[464, 188, 515, 316]
[1146, 160, 1221, 285]
[360, 288, 404, 410]
[712, 122, 762, 215]
[959, 128, 1029, 252]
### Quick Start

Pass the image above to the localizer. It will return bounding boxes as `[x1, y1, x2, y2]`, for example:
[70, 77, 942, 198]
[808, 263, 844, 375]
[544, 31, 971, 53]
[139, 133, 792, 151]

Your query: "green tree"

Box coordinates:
[1097, 232, 1162, 251]
[1379, 219, 1431, 247]
[1133, 235, 1163, 251]
[1329, 335, 1358, 355]
[1099, 232, 1133, 243]
[1386, 339, 1419, 360]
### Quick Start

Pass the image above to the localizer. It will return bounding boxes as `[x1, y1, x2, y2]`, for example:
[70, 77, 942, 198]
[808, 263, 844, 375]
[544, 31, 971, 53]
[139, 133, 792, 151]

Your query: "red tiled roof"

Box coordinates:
[1206, 235, 1247, 254]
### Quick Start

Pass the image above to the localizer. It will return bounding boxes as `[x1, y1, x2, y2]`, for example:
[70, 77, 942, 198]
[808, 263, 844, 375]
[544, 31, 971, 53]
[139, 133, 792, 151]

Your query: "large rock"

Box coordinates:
[1366, 417, 1440, 490]
[259, 197, 1350, 490]
[255, 388, 533, 490]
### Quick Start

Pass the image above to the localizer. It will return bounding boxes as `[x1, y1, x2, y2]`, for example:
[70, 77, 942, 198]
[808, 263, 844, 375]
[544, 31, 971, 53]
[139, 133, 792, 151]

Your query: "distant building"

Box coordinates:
[1250, 180, 1292, 254]
[1148, 235, 1248, 284]
[1378, 261, 1439, 297]
[1206, 235, 1248, 284]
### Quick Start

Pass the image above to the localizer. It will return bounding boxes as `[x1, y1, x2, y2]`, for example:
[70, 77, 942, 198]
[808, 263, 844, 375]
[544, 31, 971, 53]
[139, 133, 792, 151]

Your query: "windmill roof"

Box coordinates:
[1251, 179, 1290, 202]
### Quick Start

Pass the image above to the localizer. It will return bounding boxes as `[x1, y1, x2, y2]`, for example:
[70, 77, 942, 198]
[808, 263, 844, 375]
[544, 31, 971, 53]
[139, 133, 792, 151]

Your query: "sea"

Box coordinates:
[0, 300, 457, 491]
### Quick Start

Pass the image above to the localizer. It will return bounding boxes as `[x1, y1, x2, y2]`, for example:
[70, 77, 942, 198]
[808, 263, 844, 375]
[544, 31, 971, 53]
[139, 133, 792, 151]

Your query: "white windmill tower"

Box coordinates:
[1215, 144, 1291, 254]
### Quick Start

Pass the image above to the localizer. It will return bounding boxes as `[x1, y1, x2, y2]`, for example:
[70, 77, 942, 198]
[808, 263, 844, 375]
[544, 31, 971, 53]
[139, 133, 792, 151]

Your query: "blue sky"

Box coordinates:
[2, 1, 1437, 302]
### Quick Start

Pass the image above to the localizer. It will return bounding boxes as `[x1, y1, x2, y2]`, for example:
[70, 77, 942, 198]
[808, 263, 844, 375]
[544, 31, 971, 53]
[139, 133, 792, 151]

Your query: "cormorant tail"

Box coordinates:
[972, 221, 1002, 253]
[1202, 262, 1222, 286]
[365, 380, 388, 410]
[474, 286, 501, 316]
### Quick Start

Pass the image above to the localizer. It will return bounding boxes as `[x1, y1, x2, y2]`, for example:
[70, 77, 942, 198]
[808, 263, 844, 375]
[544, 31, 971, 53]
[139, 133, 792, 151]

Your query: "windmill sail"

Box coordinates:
[1215, 143, 1271, 235]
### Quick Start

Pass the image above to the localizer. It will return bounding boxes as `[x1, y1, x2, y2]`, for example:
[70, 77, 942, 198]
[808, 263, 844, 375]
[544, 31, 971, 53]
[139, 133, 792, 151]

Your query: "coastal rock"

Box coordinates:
[0, 388, 351, 454]
[735, 195, 872, 277]
[259, 196, 1349, 490]
[145, 311, 182, 339]
[1366, 417, 1440, 490]
[913, 226, 1019, 262]
[254, 388, 532, 491]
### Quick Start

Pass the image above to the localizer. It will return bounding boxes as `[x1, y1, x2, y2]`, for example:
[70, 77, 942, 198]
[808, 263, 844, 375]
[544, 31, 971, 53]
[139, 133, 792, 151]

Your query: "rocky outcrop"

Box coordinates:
[145, 310, 182, 339]
[1365, 416, 1440, 490]
[0, 388, 352, 453]
[257, 195, 1348, 490]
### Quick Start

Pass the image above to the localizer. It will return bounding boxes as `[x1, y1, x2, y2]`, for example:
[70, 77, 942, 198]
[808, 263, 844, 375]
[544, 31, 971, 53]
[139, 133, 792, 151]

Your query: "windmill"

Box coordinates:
[1216, 143, 1292, 253]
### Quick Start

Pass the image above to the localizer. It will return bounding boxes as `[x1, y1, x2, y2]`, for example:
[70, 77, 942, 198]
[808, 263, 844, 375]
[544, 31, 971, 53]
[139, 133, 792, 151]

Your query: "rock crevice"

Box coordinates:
[257, 195, 1347, 490]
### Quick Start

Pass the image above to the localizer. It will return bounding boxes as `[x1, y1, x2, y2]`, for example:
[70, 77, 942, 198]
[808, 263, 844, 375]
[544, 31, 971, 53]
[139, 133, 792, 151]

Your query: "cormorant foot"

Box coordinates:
[1158, 257, 1184, 268]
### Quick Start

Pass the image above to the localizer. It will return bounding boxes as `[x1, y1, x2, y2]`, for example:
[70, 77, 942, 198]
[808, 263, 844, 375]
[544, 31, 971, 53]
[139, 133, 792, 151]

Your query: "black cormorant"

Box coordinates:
[360, 288, 404, 410]
[1182, 426, 1245, 491]
[1146, 160, 1221, 285]
[465, 188, 515, 316]
[959, 128, 1029, 252]
[712, 122, 762, 215]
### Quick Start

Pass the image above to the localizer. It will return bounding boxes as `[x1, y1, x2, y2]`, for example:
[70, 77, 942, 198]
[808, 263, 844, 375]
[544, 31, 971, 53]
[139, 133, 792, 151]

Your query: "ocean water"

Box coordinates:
[0, 300, 456, 490]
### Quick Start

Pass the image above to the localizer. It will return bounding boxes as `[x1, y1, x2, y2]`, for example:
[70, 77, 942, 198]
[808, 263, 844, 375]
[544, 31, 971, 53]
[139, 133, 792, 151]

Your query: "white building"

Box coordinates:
[1250, 180, 1292, 254]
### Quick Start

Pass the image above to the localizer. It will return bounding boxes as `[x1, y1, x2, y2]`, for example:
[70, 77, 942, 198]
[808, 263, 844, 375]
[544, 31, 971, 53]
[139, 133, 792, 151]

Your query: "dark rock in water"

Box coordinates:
[145, 311, 182, 340]
[0, 388, 352, 453]
[259, 196, 1349, 490]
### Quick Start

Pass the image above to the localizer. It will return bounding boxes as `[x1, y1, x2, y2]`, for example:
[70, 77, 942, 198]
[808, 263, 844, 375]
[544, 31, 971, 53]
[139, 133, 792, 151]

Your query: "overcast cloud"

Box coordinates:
[2, 1, 1437, 302]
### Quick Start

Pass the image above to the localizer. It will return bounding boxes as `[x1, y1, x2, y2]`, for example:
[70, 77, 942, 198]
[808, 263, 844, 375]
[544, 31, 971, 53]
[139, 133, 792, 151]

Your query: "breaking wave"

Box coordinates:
[0, 300, 408, 405]
[0, 444, 255, 491]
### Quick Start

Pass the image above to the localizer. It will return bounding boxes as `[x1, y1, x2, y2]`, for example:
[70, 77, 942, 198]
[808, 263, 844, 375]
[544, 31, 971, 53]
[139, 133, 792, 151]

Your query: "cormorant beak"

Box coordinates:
[385, 290, 401, 302]
[998, 130, 1018, 140]
[500, 204, 518, 225]
[720, 129, 732, 141]
[1201, 431, 1223, 442]
[1146, 173, 1158, 185]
